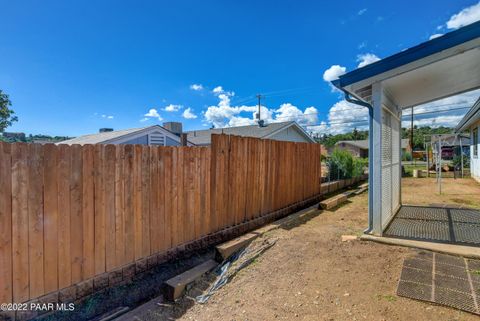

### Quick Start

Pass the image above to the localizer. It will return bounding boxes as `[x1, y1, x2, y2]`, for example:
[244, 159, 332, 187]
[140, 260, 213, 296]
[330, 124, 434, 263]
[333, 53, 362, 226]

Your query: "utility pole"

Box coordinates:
[256, 94, 262, 122]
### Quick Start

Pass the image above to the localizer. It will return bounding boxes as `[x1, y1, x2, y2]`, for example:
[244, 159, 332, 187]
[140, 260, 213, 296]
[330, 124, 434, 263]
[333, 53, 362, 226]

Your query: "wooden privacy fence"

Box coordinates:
[0, 134, 321, 304]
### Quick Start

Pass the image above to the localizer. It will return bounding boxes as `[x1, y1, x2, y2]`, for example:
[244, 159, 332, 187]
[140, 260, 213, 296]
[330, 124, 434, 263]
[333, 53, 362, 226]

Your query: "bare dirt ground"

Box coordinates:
[401, 177, 480, 209]
[121, 178, 480, 321]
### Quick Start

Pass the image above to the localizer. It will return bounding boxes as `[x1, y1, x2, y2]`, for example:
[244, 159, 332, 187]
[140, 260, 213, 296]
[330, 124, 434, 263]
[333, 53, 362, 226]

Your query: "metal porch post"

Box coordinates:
[370, 82, 383, 235]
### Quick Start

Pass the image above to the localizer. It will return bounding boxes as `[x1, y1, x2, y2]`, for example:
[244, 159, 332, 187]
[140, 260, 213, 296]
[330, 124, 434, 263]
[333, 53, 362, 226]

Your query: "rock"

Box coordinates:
[342, 235, 358, 242]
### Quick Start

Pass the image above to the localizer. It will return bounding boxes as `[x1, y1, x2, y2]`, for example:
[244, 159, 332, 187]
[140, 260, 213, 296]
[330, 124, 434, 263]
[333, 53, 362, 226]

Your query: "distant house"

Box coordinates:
[2, 132, 26, 141]
[333, 139, 410, 158]
[186, 121, 316, 146]
[59, 122, 194, 146]
[456, 97, 480, 182]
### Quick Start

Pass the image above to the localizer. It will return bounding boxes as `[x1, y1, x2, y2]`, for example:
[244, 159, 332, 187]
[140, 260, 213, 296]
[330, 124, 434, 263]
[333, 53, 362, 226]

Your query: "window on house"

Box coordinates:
[474, 127, 478, 158]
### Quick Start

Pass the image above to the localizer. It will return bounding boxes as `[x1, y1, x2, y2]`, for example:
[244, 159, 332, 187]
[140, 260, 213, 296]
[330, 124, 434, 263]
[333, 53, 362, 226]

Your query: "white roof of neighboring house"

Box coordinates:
[58, 125, 192, 145]
[456, 97, 480, 132]
[186, 121, 316, 145]
[336, 139, 410, 150]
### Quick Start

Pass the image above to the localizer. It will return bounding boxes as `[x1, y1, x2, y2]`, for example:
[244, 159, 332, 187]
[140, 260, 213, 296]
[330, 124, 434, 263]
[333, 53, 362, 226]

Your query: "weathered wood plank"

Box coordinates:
[70, 144, 83, 283]
[43, 144, 58, 294]
[115, 145, 125, 266]
[157, 148, 166, 252]
[149, 146, 159, 253]
[28, 144, 45, 298]
[133, 145, 143, 260]
[104, 145, 116, 271]
[82, 144, 95, 279]
[0, 143, 13, 303]
[12, 143, 29, 302]
[163, 147, 173, 249]
[123, 145, 135, 262]
[94, 145, 106, 274]
[141, 146, 151, 256]
[57, 144, 71, 290]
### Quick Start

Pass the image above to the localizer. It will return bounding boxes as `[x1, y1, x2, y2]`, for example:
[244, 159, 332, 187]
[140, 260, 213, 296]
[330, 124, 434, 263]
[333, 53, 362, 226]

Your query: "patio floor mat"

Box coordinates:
[397, 251, 480, 315]
[384, 205, 480, 246]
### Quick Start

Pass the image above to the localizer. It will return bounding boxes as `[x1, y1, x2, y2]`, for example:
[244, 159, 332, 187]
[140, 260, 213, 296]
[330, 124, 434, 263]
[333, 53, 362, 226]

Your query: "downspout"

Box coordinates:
[342, 90, 374, 234]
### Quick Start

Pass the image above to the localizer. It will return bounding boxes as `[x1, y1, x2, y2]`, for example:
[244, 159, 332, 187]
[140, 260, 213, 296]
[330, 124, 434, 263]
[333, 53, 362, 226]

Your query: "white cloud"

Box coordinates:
[101, 114, 114, 119]
[429, 33, 444, 40]
[144, 108, 163, 121]
[182, 107, 197, 119]
[446, 2, 480, 29]
[164, 104, 183, 112]
[313, 89, 480, 135]
[356, 53, 380, 68]
[401, 90, 480, 128]
[358, 8, 367, 15]
[358, 42, 367, 49]
[203, 86, 318, 128]
[275, 103, 318, 126]
[323, 65, 347, 82]
[190, 84, 203, 91]
[212, 86, 224, 94]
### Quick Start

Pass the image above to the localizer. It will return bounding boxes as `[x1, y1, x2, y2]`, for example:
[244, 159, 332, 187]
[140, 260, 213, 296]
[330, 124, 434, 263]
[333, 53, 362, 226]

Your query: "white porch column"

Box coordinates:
[371, 82, 383, 234]
[370, 82, 402, 235]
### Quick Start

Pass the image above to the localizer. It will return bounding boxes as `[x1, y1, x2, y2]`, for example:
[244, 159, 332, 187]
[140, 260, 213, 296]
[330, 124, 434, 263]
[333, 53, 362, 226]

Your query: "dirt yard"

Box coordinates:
[401, 177, 480, 209]
[121, 178, 480, 321]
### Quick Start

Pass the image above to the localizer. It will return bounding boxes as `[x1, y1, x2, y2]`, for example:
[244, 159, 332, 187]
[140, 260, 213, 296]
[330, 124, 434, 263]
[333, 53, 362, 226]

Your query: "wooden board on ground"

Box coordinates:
[215, 232, 260, 262]
[164, 259, 218, 301]
[319, 194, 348, 210]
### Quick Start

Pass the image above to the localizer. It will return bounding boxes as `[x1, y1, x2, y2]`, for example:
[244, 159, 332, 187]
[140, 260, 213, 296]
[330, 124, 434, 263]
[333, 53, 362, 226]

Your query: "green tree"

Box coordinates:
[0, 90, 18, 132]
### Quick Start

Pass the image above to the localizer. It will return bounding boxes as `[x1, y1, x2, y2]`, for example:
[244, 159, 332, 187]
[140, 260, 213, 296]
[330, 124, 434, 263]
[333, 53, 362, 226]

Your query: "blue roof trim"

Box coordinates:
[333, 20, 480, 89]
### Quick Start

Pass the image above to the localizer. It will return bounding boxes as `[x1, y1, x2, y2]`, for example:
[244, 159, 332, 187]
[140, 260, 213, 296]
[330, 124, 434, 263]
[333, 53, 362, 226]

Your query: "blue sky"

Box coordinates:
[1, 0, 479, 137]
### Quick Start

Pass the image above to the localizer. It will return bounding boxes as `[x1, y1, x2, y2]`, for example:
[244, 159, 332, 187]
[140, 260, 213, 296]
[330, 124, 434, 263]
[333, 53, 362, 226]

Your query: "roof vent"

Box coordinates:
[99, 128, 113, 133]
[163, 122, 183, 136]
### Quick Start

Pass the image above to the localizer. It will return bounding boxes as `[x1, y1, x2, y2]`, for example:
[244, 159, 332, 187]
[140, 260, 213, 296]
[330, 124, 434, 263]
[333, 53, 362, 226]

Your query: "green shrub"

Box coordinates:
[452, 154, 469, 168]
[402, 151, 412, 162]
[327, 148, 366, 180]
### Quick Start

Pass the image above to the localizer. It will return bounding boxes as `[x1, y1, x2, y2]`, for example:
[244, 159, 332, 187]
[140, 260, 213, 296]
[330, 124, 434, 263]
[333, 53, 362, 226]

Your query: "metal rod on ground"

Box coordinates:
[460, 135, 464, 178]
[411, 106, 414, 167]
[438, 139, 442, 195]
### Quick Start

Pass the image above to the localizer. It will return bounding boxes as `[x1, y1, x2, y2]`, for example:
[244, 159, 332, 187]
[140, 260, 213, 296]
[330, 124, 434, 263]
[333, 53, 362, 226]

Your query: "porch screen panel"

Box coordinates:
[381, 110, 392, 227]
[391, 115, 401, 215]
[381, 107, 401, 229]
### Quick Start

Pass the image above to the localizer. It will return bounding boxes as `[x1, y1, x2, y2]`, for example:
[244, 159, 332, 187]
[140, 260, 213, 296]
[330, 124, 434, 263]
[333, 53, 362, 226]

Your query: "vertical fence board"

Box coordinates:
[114, 146, 125, 267]
[163, 148, 173, 249]
[43, 144, 58, 294]
[104, 145, 116, 270]
[171, 148, 179, 246]
[209, 136, 218, 232]
[94, 145, 106, 274]
[0, 143, 12, 303]
[186, 148, 195, 241]
[149, 147, 159, 253]
[70, 145, 83, 283]
[177, 147, 186, 244]
[57, 145, 71, 290]
[82, 145, 95, 279]
[28, 144, 44, 298]
[194, 148, 202, 239]
[133, 145, 143, 260]
[12, 144, 29, 302]
[123, 145, 135, 262]
[141, 146, 151, 256]
[157, 148, 166, 252]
